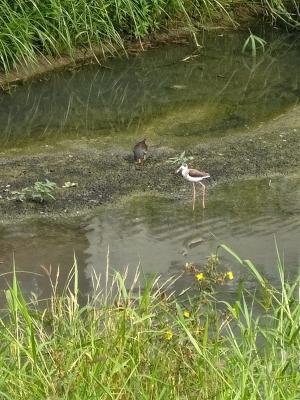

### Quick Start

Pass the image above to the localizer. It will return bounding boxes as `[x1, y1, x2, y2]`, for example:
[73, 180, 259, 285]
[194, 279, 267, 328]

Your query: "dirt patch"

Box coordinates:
[0, 105, 299, 223]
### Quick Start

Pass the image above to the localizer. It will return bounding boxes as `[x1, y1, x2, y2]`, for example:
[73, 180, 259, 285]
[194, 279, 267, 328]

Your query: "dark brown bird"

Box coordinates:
[133, 139, 148, 164]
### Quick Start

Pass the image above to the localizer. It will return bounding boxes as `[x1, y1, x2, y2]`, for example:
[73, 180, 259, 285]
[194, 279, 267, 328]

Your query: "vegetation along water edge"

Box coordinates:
[0, 244, 299, 398]
[0, 0, 300, 86]
[0, 2, 299, 398]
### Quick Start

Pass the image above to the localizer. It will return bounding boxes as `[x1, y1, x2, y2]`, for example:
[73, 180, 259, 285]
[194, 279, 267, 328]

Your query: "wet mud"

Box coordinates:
[0, 105, 299, 223]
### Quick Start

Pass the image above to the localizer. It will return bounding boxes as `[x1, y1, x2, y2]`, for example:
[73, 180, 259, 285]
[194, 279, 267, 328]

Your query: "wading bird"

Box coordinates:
[176, 164, 210, 210]
[133, 139, 148, 164]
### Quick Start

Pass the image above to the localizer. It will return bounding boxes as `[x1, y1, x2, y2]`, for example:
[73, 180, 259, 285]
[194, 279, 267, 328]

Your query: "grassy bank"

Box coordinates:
[0, 244, 299, 399]
[0, 0, 299, 74]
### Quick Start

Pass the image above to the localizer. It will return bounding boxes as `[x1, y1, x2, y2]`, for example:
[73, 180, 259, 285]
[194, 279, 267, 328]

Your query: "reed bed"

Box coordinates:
[0, 244, 299, 399]
[0, 0, 299, 73]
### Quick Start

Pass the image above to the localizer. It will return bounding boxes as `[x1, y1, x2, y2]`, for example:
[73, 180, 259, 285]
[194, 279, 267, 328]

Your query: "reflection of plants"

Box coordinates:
[167, 151, 194, 165]
[11, 180, 58, 203]
[242, 31, 267, 57]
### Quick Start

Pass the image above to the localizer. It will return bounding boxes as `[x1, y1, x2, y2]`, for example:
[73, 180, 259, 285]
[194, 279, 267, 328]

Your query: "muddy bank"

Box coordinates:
[0, 105, 299, 223]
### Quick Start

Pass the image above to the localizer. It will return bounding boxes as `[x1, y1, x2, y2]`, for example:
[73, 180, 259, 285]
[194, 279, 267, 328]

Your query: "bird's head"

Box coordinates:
[176, 164, 188, 173]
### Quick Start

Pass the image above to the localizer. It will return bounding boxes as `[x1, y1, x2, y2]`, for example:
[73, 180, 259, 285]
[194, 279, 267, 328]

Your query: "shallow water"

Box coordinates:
[0, 30, 300, 303]
[0, 174, 299, 304]
[0, 31, 300, 148]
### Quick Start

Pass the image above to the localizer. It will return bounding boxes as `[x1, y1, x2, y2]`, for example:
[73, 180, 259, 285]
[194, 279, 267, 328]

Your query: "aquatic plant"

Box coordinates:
[186, 254, 235, 288]
[0, 245, 299, 398]
[242, 31, 267, 57]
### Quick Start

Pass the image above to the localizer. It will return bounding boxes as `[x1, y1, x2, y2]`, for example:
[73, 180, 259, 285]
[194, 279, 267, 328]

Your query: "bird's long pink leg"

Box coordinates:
[199, 182, 206, 209]
[192, 183, 196, 211]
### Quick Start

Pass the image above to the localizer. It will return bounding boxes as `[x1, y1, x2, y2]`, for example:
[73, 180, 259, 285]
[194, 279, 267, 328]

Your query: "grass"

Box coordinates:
[0, 244, 299, 398]
[10, 179, 58, 203]
[0, 1, 299, 73]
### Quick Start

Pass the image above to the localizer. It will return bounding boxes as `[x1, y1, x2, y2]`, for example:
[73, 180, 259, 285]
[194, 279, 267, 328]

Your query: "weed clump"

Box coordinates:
[10, 179, 57, 203]
[0, 244, 299, 398]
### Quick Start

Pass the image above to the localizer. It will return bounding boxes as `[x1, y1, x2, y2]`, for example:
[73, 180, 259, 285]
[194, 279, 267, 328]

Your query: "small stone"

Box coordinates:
[62, 181, 78, 188]
[170, 85, 187, 90]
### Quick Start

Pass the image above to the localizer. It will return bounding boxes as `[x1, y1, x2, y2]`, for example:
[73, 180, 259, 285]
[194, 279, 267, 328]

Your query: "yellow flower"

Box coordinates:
[183, 310, 190, 318]
[164, 330, 173, 341]
[226, 271, 234, 280]
[196, 272, 205, 281]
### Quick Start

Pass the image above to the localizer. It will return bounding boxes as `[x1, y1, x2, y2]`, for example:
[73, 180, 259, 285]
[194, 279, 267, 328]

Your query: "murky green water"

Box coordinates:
[0, 31, 300, 304]
[1, 31, 300, 148]
[0, 174, 299, 303]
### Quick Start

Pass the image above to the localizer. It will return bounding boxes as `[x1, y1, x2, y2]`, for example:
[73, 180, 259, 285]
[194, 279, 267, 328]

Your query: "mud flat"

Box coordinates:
[0, 105, 299, 223]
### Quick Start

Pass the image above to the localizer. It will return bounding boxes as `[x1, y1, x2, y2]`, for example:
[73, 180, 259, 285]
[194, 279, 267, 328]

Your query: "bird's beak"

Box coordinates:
[176, 167, 181, 174]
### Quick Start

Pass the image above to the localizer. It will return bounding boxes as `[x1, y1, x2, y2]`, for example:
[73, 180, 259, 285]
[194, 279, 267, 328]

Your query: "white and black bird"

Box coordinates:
[176, 164, 210, 210]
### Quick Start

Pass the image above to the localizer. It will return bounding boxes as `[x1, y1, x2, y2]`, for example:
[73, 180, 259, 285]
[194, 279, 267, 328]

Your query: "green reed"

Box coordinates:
[242, 30, 267, 57]
[0, 0, 186, 72]
[0, 0, 299, 73]
[0, 244, 299, 399]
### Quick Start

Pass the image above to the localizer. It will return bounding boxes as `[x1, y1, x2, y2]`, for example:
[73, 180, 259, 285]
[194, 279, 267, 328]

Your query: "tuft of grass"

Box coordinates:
[242, 30, 267, 57]
[167, 150, 194, 165]
[10, 179, 57, 202]
[0, 244, 299, 398]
